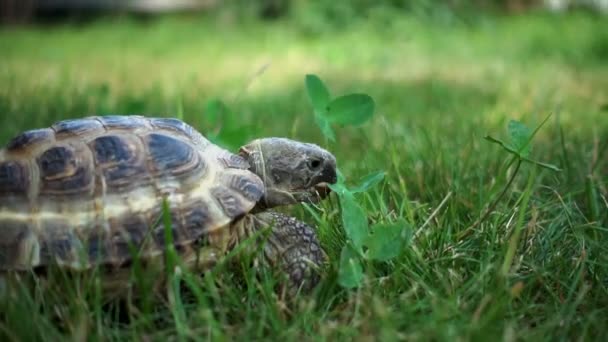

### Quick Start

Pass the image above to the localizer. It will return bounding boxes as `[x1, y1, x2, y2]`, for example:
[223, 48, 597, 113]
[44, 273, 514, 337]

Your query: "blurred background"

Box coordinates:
[2, 0, 608, 22]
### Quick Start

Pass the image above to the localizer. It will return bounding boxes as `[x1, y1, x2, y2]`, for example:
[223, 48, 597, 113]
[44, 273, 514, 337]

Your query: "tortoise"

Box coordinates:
[0, 115, 337, 297]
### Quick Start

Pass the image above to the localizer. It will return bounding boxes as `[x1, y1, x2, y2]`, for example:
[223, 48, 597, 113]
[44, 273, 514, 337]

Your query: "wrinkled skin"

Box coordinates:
[240, 137, 337, 209]
[237, 138, 337, 296]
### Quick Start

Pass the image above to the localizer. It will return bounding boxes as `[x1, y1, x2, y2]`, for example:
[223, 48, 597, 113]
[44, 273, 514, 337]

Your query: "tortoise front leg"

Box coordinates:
[247, 211, 326, 296]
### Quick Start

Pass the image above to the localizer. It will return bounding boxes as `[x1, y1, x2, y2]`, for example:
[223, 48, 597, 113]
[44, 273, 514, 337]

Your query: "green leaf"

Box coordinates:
[484, 135, 561, 172]
[336, 168, 346, 184]
[326, 94, 375, 126]
[306, 75, 335, 141]
[338, 191, 369, 252]
[338, 244, 364, 288]
[484, 135, 520, 155]
[521, 156, 562, 171]
[328, 182, 349, 196]
[351, 171, 385, 193]
[305, 74, 331, 115]
[314, 112, 336, 142]
[508, 120, 533, 157]
[365, 220, 410, 261]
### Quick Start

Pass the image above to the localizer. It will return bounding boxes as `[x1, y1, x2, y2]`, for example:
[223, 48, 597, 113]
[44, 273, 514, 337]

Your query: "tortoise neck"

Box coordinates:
[231, 214, 264, 249]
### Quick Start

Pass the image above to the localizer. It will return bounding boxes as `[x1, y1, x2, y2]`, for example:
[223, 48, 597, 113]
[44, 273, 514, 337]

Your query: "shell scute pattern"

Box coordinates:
[221, 170, 265, 202]
[110, 218, 150, 261]
[89, 134, 149, 189]
[91, 135, 134, 165]
[151, 117, 194, 137]
[37, 144, 94, 197]
[98, 115, 149, 130]
[0, 160, 30, 195]
[181, 203, 212, 237]
[211, 185, 249, 219]
[101, 204, 189, 258]
[217, 152, 250, 170]
[6, 128, 55, 152]
[101, 214, 155, 265]
[0, 222, 32, 268]
[0, 115, 268, 271]
[52, 118, 104, 138]
[152, 225, 181, 250]
[86, 234, 109, 263]
[146, 133, 200, 177]
[40, 235, 75, 264]
[35, 222, 88, 268]
[38, 146, 76, 178]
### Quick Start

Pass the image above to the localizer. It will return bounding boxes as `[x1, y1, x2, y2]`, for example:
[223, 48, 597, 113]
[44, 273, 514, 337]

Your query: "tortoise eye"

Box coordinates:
[308, 158, 322, 170]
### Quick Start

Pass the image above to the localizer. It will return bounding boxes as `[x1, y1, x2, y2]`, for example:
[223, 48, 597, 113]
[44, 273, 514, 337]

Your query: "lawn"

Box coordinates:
[0, 8, 607, 341]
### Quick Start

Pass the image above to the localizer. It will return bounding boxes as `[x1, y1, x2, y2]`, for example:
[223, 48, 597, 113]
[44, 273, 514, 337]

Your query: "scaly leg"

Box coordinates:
[253, 212, 325, 296]
[238, 211, 325, 296]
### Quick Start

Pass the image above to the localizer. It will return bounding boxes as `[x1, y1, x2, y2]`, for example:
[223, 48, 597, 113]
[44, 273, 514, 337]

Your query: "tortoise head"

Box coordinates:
[239, 137, 337, 208]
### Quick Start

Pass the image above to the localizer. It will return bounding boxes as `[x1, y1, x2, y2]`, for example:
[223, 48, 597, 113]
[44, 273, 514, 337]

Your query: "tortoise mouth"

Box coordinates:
[313, 182, 332, 199]
[305, 163, 337, 200]
[288, 182, 333, 205]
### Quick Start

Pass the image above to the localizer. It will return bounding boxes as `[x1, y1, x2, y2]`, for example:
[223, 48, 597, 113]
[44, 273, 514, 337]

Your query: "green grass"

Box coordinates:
[1, 10, 607, 341]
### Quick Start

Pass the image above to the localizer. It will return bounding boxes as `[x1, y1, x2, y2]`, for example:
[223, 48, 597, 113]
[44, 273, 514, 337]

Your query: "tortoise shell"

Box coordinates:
[0, 115, 264, 271]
